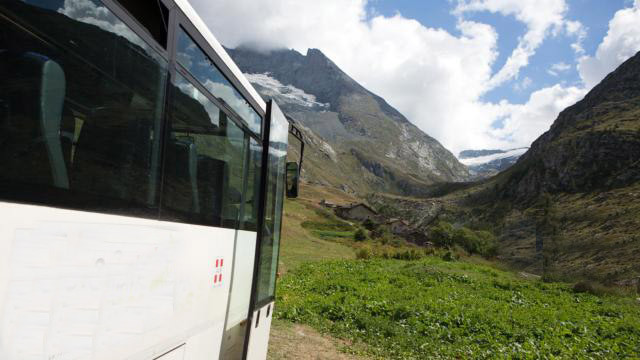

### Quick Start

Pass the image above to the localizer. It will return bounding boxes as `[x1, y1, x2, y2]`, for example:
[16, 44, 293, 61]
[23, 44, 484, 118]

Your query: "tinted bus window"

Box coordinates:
[162, 73, 246, 228]
[255, 103, 289, 304]
[175, 28, 262, 136]
[0, 0, 167, 215]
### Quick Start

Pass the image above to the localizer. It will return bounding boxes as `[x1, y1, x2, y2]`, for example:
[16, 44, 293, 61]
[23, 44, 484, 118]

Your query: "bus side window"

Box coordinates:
[0, 52, 68, 189]
[161, 73, 246, 228]
[175, 28, 262, 136]
[0, 0, 167, 214]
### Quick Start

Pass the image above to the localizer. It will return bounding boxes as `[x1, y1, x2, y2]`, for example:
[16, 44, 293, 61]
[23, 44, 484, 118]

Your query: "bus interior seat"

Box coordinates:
[197, 154, 227, 226]
[0, 51, 69, 189]
[166, 137, 200, 214]
[72, 101, 153, 202]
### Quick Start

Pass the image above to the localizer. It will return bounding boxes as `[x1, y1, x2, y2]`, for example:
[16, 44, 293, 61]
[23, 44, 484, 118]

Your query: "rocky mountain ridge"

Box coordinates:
[227, 47, 470, 196]
[498, 52, 640, 202]
[471, 51, 640, 282]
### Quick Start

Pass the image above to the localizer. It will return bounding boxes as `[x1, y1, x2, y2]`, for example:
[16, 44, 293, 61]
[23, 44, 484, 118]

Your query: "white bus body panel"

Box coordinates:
[0, 202, 243, 360]
[221, 230, 256, 359]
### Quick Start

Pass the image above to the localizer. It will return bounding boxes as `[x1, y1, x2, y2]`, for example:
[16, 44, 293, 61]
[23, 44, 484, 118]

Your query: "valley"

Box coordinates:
[226, 47, 640, 358]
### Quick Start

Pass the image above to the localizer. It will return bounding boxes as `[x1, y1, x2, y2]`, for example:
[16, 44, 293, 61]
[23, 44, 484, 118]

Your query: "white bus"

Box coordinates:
[0, 0, 303, 359]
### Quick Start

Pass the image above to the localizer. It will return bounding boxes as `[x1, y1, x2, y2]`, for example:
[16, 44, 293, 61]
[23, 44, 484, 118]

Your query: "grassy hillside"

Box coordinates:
[271, 184, 640, 359]
[276, 258, 640, 359]
[278, 184, 359, 273]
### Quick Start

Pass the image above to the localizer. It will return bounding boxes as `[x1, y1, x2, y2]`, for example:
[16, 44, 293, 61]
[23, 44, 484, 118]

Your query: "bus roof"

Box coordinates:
[172, 0, 267, 115]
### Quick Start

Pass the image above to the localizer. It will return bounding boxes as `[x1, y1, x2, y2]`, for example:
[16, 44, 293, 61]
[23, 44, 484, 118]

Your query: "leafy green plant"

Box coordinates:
[429, 221, 455, 247]
[356, 248, 372, 259]
[354, 228, 367, 242]
[429, 221, 498, 257]
[442, 250, 455, 262]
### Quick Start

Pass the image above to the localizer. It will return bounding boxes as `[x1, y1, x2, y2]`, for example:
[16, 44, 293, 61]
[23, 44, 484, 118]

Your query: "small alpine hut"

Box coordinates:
[336, 203, 379, 222]
[388, 218, 411, 234]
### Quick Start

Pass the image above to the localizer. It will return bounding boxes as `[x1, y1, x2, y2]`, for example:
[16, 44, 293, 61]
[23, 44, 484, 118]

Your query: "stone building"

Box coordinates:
[335, 203, 379, 222]
[388, 218, 411, 234]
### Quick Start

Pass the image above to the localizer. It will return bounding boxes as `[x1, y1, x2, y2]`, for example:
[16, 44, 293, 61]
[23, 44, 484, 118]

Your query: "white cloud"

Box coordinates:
[578, 1, 640, 88]
[513, 76, 532, 92]
[547, 62, 572, 76]
[565, 20, 587, 55]
[454, 0, 569, 89]
[58, 0, 145, 49]
[489, 84, 586, 147]
[187, 0, 636, 155]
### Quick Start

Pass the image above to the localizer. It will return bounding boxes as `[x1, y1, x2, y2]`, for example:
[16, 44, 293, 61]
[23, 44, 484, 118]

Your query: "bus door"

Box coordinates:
[244, 101, 289, 360]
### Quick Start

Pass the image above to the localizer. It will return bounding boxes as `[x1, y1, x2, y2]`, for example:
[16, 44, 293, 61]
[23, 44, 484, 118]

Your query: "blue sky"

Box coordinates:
[196, 0, 640, 153]
[369, 0, 627, 105]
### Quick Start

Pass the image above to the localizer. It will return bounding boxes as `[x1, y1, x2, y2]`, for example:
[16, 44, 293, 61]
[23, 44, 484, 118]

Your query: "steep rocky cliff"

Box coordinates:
[497, 51, 640, 202]
[227, 47, 470, 196]
[471, 51, 640, 282]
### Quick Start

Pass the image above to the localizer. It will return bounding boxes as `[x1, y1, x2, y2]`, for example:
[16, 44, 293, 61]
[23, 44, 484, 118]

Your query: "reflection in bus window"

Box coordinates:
[162, 73, 246, 228]
[0, 0, 167, 215]
[176, 28, 262, 136]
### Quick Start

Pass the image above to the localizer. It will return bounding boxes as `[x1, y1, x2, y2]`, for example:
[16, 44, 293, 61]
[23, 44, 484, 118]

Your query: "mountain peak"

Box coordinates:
[227, 46, 470, 195]
[306, 48, 325, 57]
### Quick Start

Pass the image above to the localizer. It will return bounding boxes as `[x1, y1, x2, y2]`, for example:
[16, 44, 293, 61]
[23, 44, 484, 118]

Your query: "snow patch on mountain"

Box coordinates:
[459, 148, 528, 166]
[245, 73, 328, 109]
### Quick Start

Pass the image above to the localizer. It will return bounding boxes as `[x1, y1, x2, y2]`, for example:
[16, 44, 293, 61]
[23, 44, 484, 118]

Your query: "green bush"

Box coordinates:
[442, 251, 455, 262]
[453, 228, 498, 256]
[354, 228, 367, 242]
[429, 221, 455, 247]
[573, 281, 597, 294]
[429, 221, 497, 257]
[356, 248, 372, 259]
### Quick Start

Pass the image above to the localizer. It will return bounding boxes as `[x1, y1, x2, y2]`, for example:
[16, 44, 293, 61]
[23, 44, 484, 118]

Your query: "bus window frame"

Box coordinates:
[172, 62, 261, 144]
[101, 0, 171, 61]
[172, 10, 265, 138]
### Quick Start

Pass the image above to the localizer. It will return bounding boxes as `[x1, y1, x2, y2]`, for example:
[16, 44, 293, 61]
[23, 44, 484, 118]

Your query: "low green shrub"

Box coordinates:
[356, 248, 372, 259]
[354, 228, 368, 242]
[392, 249, 424, 260]
[573, 280, 597, 294]
[442, 251, 455, 262]
[429, 221, 456, 247]
[428, 221, 497, 257]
